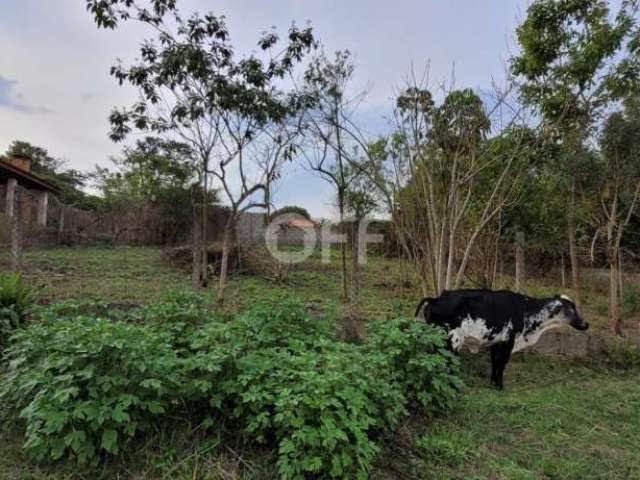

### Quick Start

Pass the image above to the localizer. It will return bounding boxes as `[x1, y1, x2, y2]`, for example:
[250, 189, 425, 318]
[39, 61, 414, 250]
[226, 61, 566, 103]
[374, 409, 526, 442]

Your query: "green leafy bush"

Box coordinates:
[366, 317, 463, 410]
[31, 300, 118, 321]
[183, 300, 461, 479]
[0, 317, 183, 463]
[1, 299, 461, 478]
[0, 273, 34, 346]
[592, 340, 640, 372]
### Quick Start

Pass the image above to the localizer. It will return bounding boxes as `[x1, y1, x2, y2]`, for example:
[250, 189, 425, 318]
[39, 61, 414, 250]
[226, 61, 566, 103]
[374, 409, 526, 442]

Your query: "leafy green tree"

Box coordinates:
[4, 141, 97, 209]
[5, 140, 63, 173]
[511, 0, 640, 302]
[386, 82, 528, 294]
[85, 0, 316, 303]
[94, 137, 204, 243]
[303, 50, 361, 301]
[96, 138, 195, 204]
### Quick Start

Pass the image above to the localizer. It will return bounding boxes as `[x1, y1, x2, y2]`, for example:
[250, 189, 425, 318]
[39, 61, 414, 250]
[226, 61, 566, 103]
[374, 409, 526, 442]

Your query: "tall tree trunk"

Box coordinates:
[567, 179, 581, 304]
[608, 244, 622, 335]
[490, 219, 501, 289]
[436, 221, 447, 294]
[350, 220, 360, 303]
[200, 174, 209, 288]
[515, 231, 525, 293]
[445, 221, 455, 290]
[617, 252, 624, 313]
[344, 219, 366, 342]
[333, 99, 349, 303]
[338, 195, 349, 301]
[191, 194, 203, 291]
[217, 215, 235, 306]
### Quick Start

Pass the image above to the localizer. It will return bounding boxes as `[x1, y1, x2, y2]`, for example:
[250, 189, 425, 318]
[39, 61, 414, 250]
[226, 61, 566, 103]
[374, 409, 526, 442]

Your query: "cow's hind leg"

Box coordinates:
[489, 341, 514, 390]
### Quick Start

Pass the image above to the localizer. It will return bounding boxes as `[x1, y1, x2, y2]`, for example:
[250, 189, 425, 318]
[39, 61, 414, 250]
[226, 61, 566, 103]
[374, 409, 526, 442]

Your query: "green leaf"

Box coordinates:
[101, 429, 118, 454]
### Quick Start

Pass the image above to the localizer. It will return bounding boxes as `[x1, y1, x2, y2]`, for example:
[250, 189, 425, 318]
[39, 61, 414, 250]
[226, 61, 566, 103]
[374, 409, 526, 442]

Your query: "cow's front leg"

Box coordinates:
[489, 340, 514, 390]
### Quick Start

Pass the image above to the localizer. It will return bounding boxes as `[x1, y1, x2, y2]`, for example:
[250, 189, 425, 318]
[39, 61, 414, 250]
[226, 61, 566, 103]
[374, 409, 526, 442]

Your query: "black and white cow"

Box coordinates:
[414, 289, 589, 389]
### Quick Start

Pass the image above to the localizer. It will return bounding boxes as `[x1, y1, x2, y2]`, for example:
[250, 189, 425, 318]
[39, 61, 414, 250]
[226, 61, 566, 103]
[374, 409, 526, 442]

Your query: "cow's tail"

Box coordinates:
[414, 297, 437, 321]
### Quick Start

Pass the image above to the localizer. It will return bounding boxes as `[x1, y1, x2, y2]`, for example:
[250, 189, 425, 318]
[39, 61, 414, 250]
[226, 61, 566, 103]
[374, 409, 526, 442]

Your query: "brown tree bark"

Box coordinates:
[191, 199, 203, 292]
[216, 215, 235, 306]
[200, 177, 209, 288]
[608, 245, 622, 335]
[350, 221, 360, 302]
[515, 231, 525, 293]
[567, 179, 581, 305]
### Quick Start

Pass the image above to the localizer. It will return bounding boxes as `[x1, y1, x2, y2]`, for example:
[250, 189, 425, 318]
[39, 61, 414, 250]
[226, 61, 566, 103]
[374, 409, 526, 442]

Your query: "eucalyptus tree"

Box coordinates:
[511, 0, 640, 303]
[85, 0, 315, 303]
[383, 81, 531, 295]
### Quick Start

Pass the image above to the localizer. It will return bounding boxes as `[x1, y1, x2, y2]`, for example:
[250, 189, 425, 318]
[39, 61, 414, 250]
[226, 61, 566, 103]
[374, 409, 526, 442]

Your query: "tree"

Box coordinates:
[85, 0, 315, 303]
[96, 138, 195, 202]
[375, 78, 530, 295]
[597, 99, 640, 334]
[511, 0, 640, 303]
[344, 162, 379, 300]
[93, 137, 202, 243]
[4, 141, 96, 209]
[303, 50, 364, 301]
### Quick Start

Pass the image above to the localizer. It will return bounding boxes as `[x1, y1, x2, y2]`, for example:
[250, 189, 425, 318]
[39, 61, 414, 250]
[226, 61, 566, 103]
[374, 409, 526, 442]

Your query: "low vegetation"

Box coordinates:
[0, 297, 460, 479]
[0, 247, 638, 479]
[413, 353, 640, 480]
[0, 272, 34, 347]
[2, 0, 640, 478]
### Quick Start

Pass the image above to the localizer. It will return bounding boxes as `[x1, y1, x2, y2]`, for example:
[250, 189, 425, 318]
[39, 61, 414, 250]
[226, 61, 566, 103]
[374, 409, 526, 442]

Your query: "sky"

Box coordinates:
[0, 0, 530, 218]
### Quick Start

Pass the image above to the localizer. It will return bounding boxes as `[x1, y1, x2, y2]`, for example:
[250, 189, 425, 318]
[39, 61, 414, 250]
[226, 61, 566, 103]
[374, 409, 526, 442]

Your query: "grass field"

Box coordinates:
[0, 246, 625, 330]
[1, 246, 639, 479]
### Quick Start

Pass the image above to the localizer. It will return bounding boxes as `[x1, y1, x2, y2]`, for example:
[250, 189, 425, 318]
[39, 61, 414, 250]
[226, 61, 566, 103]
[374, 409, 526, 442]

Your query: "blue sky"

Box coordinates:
[0, 0, 529, 218]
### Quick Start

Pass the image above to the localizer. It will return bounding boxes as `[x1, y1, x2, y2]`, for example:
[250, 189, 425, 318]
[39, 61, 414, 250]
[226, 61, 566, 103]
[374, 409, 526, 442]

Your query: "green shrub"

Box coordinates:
[0, 317, 183, 463]
[366, 318, 463, 410]
[1, 299, 461, 478]
[597, 340, 640, 371]
[31, 300, 117, 321]
[0, 273, 34, 346]
[184, 300, 461, 479]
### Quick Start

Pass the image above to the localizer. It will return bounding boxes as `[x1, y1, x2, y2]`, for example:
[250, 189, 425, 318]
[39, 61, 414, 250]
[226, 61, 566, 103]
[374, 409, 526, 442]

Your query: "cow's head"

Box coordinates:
[551, 294, 589, 331]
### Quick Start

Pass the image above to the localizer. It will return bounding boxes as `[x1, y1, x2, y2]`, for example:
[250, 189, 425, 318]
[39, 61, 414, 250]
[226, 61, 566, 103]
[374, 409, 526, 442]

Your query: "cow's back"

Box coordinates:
[427, 289, 527, 332]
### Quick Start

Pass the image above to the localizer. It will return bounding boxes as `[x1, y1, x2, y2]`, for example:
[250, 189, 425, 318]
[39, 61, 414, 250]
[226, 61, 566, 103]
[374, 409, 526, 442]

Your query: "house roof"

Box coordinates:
[0, 159, 61, 194]
[285, 218, 317, 229]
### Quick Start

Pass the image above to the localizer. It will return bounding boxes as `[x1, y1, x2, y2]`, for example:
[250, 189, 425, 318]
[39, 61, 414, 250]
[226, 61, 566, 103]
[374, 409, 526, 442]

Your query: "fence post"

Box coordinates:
[515, 231, 525, 292]
[191, 202, 203, 291]
[58, 208, 65, 243]
[37, 191, 48, 226]
[10, 184, 22, 272]
[5, 178, 17, 217]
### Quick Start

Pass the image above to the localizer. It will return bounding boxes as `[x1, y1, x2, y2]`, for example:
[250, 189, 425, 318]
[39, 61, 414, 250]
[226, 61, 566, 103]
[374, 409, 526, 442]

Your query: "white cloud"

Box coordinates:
[0, 75, 53, 114]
